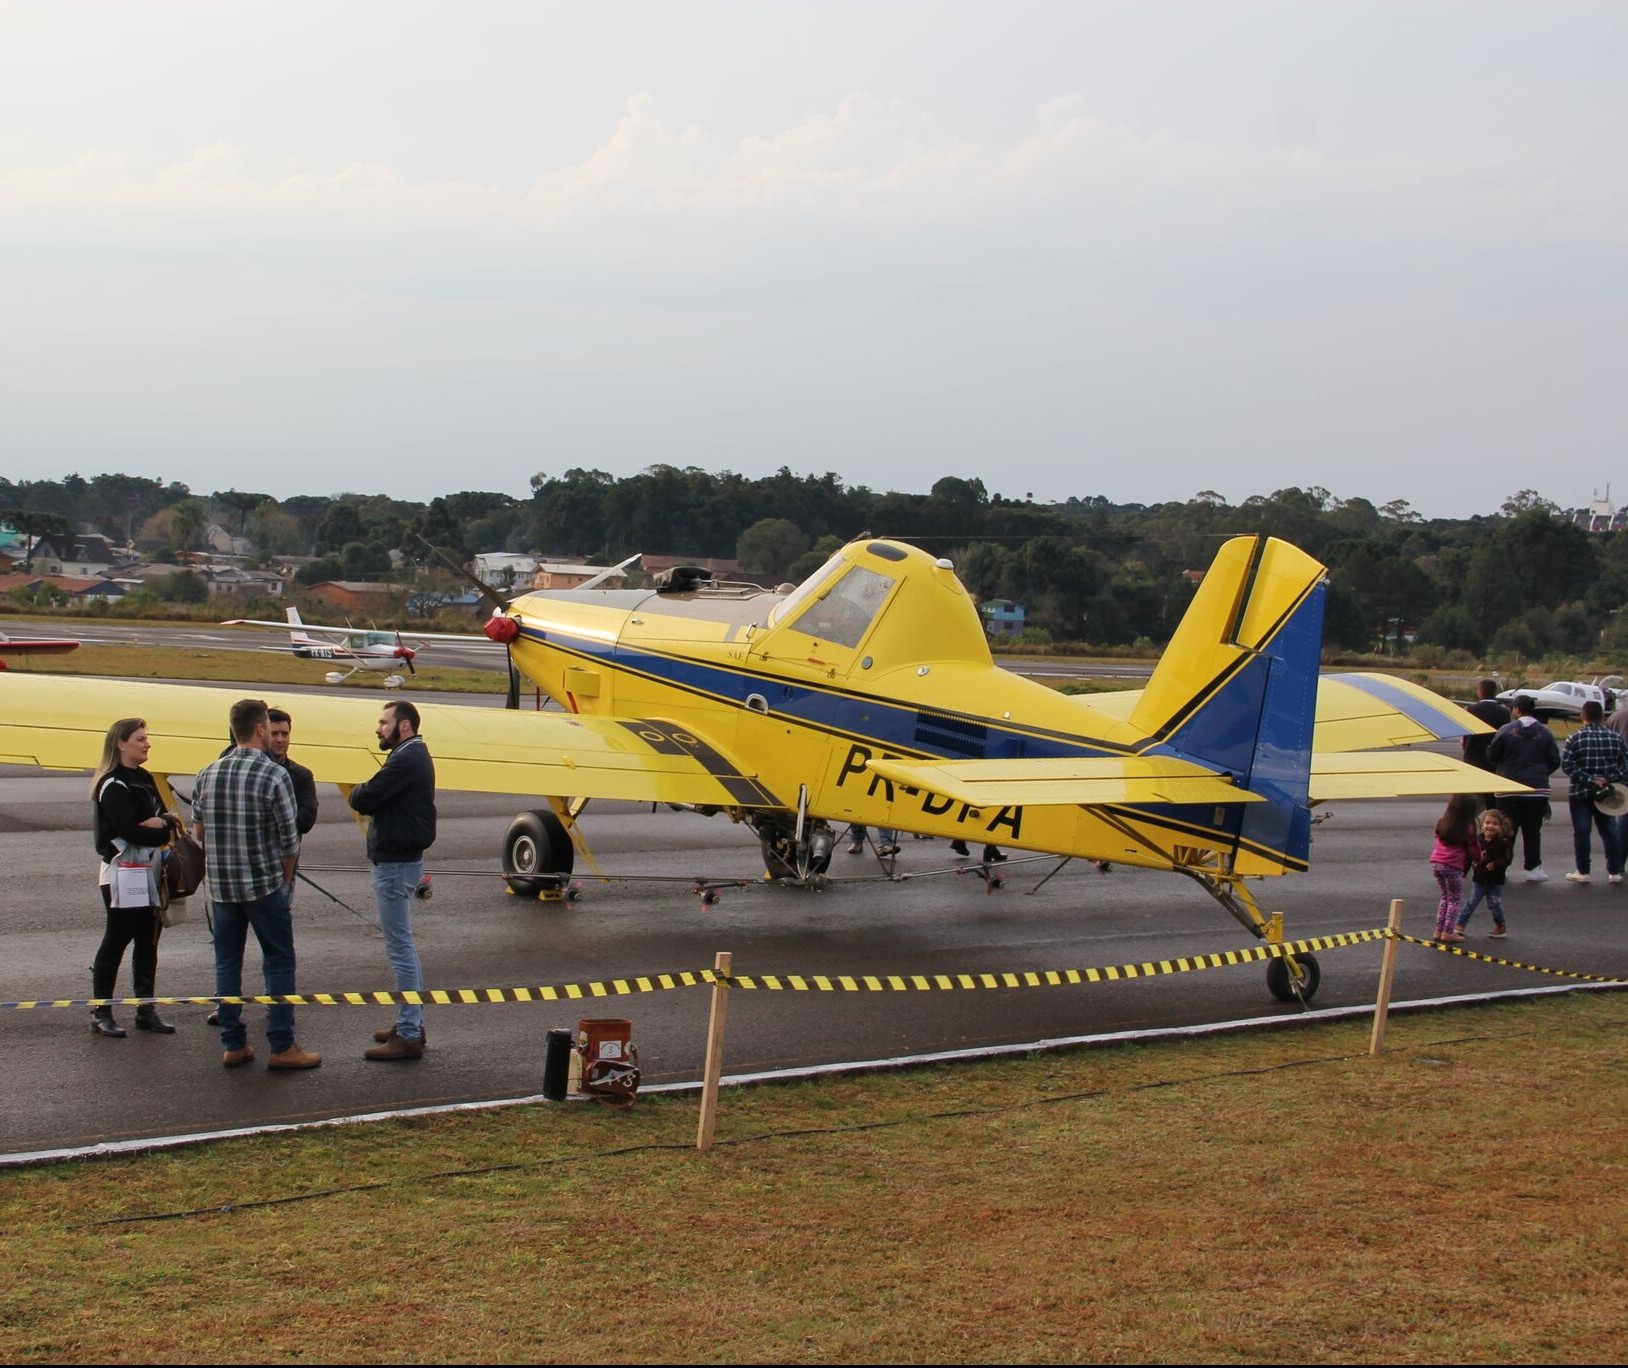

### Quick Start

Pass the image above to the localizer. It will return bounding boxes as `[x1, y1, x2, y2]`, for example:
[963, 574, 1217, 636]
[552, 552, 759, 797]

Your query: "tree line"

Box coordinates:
[3, 471, 1619, 660]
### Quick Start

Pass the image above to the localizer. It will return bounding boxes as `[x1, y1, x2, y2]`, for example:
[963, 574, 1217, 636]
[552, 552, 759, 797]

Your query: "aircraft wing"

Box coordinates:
[1314, 672, 1488, 751]
[0, 639, 79, 656]
[1309, 752, 1530, 801]
[0, 675, 779, 808]
[863, 755, 1263, 809]
[222, 618, 496, 645]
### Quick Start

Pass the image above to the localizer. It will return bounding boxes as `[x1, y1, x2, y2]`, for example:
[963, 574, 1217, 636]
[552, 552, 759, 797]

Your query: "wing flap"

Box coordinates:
[0, 675, 774, 807]
[864, 754, 1262, 809]
[1310, 751, 1532, 801]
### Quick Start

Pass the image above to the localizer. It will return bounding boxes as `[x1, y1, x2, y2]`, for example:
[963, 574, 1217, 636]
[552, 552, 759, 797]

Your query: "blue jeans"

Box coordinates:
[1570, 792, 1622, 876]
[372, 861, 425, 1040]
[1456, 881, 1506, 929]
[212, 885, 296, 1052]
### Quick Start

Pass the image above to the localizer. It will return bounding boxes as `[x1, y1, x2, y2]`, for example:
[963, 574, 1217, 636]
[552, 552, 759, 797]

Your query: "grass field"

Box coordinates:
[2, 992, 1623, 1364]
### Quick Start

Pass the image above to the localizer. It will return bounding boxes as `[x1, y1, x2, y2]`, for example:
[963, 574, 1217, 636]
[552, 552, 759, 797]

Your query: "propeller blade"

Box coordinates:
[412, 533, 508, 613]
[506, 651, 521, 710]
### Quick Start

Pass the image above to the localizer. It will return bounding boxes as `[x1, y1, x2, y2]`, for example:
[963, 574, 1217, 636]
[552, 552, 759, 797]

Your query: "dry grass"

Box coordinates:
[1, 992, 1624, 1363]
[6, 644, 504, 695]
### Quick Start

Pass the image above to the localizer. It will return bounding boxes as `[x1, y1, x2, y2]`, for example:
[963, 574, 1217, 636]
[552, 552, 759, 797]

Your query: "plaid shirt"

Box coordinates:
[192, 747, 299, 901]
[1560, 723, 1628, 795]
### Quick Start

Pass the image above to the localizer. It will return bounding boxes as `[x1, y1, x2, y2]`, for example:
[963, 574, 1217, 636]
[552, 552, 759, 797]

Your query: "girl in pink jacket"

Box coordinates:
[1430, 794, 1481, 943]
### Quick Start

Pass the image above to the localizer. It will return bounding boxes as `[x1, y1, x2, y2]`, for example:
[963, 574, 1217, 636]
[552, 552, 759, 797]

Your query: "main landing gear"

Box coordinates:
[1181, 868, 1320, 1006]
[502, 809, 576, 898]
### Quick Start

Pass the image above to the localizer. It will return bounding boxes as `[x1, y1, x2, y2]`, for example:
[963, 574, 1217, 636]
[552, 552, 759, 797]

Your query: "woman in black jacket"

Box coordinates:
[90, 718, 180, 1038]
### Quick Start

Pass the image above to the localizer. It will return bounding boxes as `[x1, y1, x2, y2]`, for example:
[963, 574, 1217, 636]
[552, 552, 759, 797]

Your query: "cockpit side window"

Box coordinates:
[787, 566, 896, 648]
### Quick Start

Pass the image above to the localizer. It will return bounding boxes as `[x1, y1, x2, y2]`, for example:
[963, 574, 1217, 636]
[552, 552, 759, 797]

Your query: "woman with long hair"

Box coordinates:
[89, 718, 179, 1037]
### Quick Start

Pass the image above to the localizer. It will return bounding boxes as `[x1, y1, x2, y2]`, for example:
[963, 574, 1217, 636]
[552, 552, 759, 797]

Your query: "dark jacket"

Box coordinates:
[93, 765, 170, 861]
[1471, 832, 1513, 887]
[1486, 718, 1560, 792]
[278, 755, 319, 836]
[1462, 698, 1512, 770]
[348, 735, 436, 864]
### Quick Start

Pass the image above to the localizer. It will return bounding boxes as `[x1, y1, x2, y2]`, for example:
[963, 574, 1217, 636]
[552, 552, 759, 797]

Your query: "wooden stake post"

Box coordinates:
[1369, 899, 1405, 1056]
[696, 951, 732, 1153]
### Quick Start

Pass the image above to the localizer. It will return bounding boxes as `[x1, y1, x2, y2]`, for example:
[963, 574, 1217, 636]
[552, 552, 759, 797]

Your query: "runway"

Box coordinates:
[2, 750, 1624, 1159]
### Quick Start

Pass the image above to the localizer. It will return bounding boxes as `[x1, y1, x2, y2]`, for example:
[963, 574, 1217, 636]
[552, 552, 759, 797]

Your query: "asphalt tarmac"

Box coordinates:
[3, 748, 1625, 1159]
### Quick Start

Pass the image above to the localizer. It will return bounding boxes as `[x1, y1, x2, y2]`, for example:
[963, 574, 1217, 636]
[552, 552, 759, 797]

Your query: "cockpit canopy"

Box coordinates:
[764, 539, 990, 673]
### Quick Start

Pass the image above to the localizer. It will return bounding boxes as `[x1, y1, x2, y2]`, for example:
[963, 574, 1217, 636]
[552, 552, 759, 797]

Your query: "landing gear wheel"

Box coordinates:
[1266, 952, 1320, 1003]
[502, 809, 575, 896]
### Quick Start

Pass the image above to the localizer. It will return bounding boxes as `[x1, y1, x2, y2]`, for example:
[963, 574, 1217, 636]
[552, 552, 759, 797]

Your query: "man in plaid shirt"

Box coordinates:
[192, 698, 320, 1070]
[1560, 700, 1628, 885]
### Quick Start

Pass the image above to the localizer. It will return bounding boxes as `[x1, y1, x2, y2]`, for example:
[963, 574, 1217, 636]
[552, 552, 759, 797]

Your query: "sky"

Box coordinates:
[1, 1, 1622, 519]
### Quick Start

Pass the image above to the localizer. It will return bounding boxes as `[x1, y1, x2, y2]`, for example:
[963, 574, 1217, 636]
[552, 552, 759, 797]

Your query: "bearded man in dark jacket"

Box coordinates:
[348, 700, 436, 1060]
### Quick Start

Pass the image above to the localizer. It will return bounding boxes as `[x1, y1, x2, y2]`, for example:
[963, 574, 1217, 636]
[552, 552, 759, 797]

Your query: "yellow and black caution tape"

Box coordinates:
[1392, 931, 1628, 985]
[2, 970, 715, 1013]
[0, 929, 1384, 1011]
[719, 929, 1387, 992]
[6, 926, 1622, 1011]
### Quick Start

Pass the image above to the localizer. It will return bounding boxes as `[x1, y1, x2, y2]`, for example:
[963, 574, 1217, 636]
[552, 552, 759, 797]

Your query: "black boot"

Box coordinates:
[91, 1009, 126, 1039]
[135, 1007, 176, 1034]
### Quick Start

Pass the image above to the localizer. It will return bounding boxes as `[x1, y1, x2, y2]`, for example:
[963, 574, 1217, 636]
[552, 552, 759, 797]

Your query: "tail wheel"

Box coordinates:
[502, 809, 575, 896]
[1266, 952, 1320, 1003]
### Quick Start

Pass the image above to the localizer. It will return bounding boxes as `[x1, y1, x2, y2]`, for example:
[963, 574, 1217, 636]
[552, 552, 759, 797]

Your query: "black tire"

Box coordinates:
[1266, 952, 1320, 1003]
[502, 809, 575, 896]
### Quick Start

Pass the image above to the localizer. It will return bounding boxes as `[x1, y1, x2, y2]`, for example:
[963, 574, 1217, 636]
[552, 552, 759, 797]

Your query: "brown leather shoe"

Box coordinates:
[222, 1045, 256, 1068]
[267, 1044, 322, 1071]
[364, 1033, 425, 1061]
[372, 1024, 430, 1045]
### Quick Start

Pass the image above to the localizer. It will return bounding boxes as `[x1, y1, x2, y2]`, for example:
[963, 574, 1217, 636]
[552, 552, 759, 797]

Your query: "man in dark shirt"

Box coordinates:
[348, 700, 436, 1061]
[1462, 679, 1512, 772]
[267, 707, 319, 838]
[1488, 695, 1561, 881]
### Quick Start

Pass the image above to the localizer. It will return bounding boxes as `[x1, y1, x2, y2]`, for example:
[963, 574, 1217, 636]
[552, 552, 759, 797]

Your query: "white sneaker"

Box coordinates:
[1525, 868, 1549, 883]
[1565, 871, 1591, 884]
[1611, 874, 1624, 886]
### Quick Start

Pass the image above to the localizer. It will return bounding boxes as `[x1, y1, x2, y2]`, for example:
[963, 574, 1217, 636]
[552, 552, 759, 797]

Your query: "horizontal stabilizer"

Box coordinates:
[864, 754, 1262, 809]
[1316, 673, 1487, 752]
[1310, 751, 1532, 802]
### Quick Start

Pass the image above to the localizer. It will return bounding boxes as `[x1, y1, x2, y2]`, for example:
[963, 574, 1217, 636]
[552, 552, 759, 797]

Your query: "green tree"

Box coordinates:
[213, 489, 271, 535]
[156, 570, 209, 603]
[736, 518, 809, 578]
[170, 499, 207, 552]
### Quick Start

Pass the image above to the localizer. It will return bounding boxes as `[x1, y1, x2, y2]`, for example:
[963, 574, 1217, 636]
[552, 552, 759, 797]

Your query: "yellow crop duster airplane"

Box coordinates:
[0, 534, 1522, 1002]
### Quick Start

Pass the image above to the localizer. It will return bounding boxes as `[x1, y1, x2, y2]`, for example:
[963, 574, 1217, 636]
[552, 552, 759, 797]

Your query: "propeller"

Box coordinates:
[413, 533, 522, 709]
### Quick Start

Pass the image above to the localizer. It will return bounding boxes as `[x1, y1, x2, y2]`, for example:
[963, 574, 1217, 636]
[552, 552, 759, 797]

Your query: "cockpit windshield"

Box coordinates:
[767, 552, 847, 629]
[782, 565, 896, 649]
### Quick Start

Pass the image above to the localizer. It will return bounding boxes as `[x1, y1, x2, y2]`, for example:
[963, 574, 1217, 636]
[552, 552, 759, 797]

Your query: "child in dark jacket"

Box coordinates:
[1429, 794, 1480, 943]
[1456, 808, 1513, 938]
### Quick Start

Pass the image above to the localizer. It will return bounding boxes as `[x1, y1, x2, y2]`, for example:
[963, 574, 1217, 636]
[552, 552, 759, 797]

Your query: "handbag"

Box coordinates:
[164, 833, 207, 899]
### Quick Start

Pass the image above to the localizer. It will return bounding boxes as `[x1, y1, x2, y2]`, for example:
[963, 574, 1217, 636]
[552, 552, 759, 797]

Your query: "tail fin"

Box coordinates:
[1130, 536, 1327, 872]
[286, 607, 304, 631]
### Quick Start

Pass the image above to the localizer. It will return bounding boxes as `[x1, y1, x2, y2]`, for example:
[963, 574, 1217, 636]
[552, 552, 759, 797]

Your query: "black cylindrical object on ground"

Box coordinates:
[542, 1028, 573, 1101]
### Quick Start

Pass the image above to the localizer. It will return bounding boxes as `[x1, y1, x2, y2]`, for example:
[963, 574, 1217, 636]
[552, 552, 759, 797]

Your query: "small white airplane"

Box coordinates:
[224, 608, 424, 687]
[1496, 677, 1622, 720]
